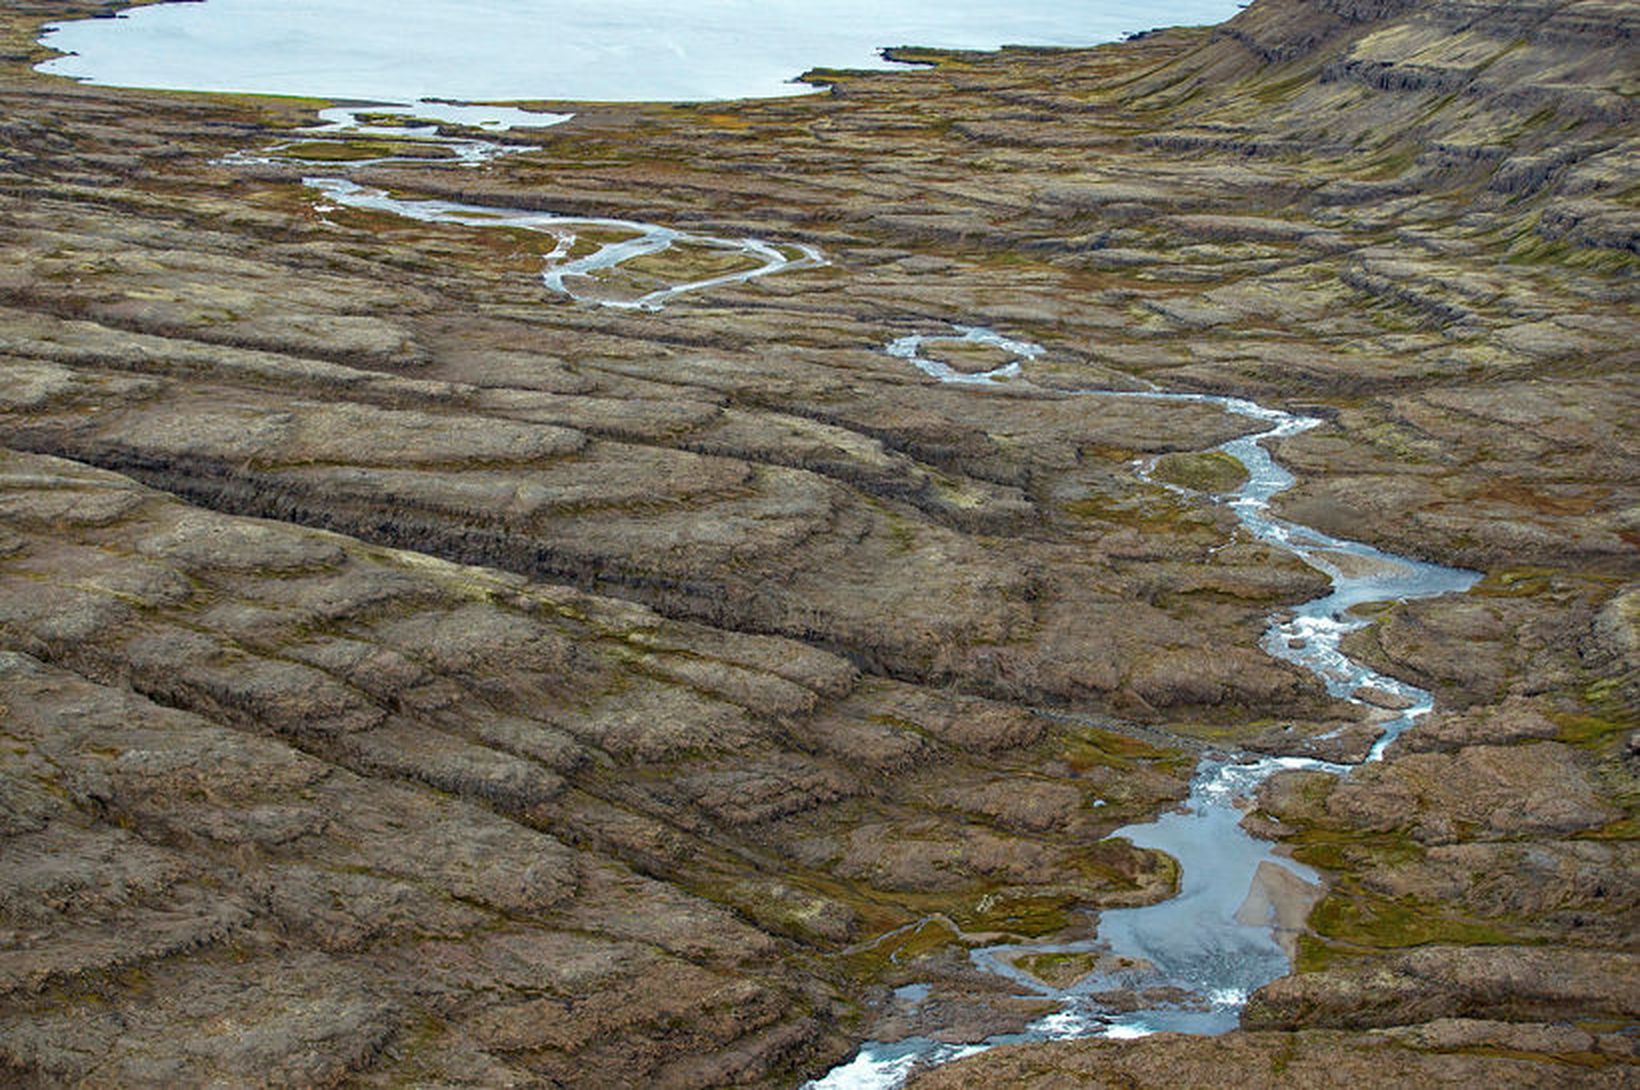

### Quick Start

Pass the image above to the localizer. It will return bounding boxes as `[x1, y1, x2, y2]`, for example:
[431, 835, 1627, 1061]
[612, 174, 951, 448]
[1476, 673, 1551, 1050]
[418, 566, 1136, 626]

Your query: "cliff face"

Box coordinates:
[1186, 0, 1638, 248]
[0, 0, 1634, 1086]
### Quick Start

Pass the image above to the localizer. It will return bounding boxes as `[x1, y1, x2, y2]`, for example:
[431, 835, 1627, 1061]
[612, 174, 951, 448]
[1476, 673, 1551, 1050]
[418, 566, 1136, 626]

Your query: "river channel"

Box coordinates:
[211, 104, 1478, 1089]
[811, 330, 1479, 1089]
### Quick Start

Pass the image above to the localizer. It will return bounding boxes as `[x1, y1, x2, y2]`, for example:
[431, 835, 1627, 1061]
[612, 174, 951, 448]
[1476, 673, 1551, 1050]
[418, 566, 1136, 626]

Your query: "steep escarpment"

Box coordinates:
[0, 0, 1634, 1085]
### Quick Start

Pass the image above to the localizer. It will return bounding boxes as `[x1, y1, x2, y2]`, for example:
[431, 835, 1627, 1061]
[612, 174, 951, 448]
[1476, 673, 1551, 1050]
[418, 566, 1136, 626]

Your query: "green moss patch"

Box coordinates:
[1151, 450, 1249, 493]
[1308, 887, 1519, 952]
[1552, 710, 1634, 749]
[1013, 951, 1100, 987]
[1059, 727, 1190, 775]
[1059, 487, 1215, 536]
[277, 139, 456, 162]
[843, 917, 958, 980]
[1288, 828, 1422, 873]
[952, 891, 1076, 938]
[615, 243, 765, 283]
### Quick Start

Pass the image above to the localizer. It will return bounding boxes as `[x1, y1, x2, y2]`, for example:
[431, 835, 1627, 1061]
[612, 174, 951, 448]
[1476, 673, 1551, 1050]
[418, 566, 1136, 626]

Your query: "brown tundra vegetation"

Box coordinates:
[0, 0, 1633, 1085]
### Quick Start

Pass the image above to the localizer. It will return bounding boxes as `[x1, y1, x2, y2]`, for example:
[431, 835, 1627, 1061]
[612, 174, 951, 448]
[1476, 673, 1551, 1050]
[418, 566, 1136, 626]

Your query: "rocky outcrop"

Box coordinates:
[1244, 946, 1640, 1030]
[907, 1025, 1638, 1088]
[0, 449, 1189, 1085]
[0, 0, 1634, 1084]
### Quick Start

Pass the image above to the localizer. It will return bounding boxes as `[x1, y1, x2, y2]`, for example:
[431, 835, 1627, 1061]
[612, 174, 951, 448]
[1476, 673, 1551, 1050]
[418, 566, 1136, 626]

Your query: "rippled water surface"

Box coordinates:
[40, 0, 1244, 103]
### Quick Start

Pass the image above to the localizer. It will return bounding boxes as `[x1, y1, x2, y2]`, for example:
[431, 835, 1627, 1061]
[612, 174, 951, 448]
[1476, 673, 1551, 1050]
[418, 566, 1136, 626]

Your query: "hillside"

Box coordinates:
[0, 0, 1633, 1085]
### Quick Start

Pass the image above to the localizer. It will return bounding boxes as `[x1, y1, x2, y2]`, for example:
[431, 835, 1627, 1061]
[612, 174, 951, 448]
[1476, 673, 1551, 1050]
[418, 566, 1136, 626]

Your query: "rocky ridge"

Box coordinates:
[0, 0, 1634, 1085]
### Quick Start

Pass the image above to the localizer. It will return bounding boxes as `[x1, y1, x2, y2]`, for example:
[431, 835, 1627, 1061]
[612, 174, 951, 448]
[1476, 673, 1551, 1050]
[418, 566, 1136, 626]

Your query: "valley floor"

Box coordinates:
[0, 0, 1633, 1085]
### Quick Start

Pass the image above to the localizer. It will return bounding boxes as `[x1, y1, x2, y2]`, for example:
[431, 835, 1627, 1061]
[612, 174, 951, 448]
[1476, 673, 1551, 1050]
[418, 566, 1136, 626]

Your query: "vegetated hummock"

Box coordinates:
[0, 0, 1634, 1086]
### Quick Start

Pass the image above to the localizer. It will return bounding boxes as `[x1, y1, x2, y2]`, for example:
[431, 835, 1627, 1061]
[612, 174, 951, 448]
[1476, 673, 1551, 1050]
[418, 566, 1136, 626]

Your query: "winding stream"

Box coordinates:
[222, 102, 572, 167]
[228, 104, 826, 310]
[311, 178, 826, 311]
[218, 113, 1479, 1090]
[809, 329, 1479, 1090]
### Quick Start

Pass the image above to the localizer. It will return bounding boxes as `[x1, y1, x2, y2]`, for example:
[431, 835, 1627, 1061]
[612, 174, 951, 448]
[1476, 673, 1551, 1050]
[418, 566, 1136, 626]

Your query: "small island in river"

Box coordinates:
[0, 0, 1633, 1087]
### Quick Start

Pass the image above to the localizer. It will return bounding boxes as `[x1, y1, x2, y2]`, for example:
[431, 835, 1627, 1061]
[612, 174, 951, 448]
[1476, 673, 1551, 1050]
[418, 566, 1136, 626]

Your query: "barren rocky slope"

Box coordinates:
[0, 0, 1634, 1085]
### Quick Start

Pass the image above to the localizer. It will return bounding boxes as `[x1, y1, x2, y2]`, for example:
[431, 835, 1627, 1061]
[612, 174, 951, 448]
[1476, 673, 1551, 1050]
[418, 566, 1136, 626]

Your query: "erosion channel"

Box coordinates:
[255, 115, 1478, 1088]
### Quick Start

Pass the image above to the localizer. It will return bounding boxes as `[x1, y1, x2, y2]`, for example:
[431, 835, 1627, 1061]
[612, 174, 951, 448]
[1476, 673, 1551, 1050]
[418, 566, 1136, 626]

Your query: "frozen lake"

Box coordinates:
[38, 0, 1244, 104]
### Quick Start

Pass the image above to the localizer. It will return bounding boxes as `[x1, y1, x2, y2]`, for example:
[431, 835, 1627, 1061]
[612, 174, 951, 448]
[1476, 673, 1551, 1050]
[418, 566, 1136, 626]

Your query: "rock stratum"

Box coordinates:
[0, 0, 1634, 1086]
